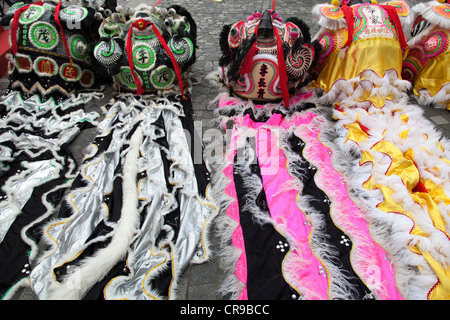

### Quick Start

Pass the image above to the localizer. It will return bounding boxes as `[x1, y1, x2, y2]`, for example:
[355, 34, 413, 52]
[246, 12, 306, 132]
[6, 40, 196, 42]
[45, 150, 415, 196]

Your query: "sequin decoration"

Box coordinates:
[118, 66, 138, 89]
[69, 35, 89, 60]
[58, 5, 89, 29]
[169, 37, 194, 64]
[93, 39, 123, 67]
[60, 63, 81, 82]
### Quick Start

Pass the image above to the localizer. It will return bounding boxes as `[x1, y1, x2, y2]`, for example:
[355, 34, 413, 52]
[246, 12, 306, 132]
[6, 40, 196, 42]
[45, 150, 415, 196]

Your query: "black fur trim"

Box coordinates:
[219, 24, 232, 67]
[285, 17, 312, 44]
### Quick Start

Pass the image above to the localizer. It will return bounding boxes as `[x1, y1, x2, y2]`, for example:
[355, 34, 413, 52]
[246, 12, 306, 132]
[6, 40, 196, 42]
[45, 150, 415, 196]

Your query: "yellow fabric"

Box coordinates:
[425, 179, 450, 206]
[371, 142, 419, 191]
[344, 122, 368, 143]
[360, 150, 374, 165]
[345, 123, 450, 299]
[413, 51, 450, 99]
[422, 252, 450, 300]
[309, 39, 403, 93]
[357, 90, 395, 109]
[400, 129, 409, 139]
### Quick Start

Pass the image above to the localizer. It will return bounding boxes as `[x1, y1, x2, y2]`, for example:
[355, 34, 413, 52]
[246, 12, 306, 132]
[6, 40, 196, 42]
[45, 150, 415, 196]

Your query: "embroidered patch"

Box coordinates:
[70, 35, 89, 60]
[19, 5, 45, 25]
[402, 57, 420, 82]
[15, 54, 32, 72]
[118, 66, 138, 89]
[354, 5, 396, 41]
[150, 66, 174, 89]
[33, 56, 58, 76]
[132, 43, 156, 71]
[60, 63, 81, 82]
[286, 43, 314, 80]
[28, 21, 59, 50]
[423, 31, 448, 58]
[80, 69, 95, 88]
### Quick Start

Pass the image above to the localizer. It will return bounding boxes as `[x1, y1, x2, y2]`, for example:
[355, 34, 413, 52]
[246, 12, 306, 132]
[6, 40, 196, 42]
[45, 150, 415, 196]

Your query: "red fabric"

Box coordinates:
[239, 43, 258, 75]
[413, 181, 428, 193]
[126, 21, 145, 95]
[54, 1, 73, 65]
[380, 5, 408, 50]
[150, 23, 186, 100]
[341, 2, 354, 49]
[240, 24, 258, 75]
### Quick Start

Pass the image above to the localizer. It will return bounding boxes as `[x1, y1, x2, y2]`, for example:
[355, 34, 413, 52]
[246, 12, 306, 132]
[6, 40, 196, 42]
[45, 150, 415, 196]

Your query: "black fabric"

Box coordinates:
[62, 112, 186, 299]
[177, 98, 210, 198]
[284, 133, 373, 299]
[0, 100, 94, 297]
[148, 116, 180, 298]
[0, 179, 68, 297]
[83, 259, 127, 300]
[233, 141, 298, 300]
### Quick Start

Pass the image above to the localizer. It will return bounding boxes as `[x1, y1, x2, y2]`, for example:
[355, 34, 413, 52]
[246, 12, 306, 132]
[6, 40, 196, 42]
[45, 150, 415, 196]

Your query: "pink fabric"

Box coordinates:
[295, 115, 403, 300]
[223, 132, 249, 300]
[241, 113, 330, 299]
[221, 103, 403, 299]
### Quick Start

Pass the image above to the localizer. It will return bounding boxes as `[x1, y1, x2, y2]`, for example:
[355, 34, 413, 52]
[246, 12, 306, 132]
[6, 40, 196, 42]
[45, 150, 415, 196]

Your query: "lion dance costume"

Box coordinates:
[310, 0, 450, 299]
[213, 0, 450, 300]
[0, 0, 102, 298]
[402, 0, 450, 110]
[1, 2, 217, 300]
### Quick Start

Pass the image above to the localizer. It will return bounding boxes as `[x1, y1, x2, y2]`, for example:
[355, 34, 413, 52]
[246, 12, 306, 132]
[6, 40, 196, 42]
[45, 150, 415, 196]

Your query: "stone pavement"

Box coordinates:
[2, 0, 449, 300]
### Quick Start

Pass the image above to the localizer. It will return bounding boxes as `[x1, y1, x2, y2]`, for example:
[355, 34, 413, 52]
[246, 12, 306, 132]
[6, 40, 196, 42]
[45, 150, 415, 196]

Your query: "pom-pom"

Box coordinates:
[371, 0, 378, 4]
[111, 12, 121, 22]
[331, 0, 340, 6]
[168, 8, 176, 16]
[94, 12, 103, 20]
